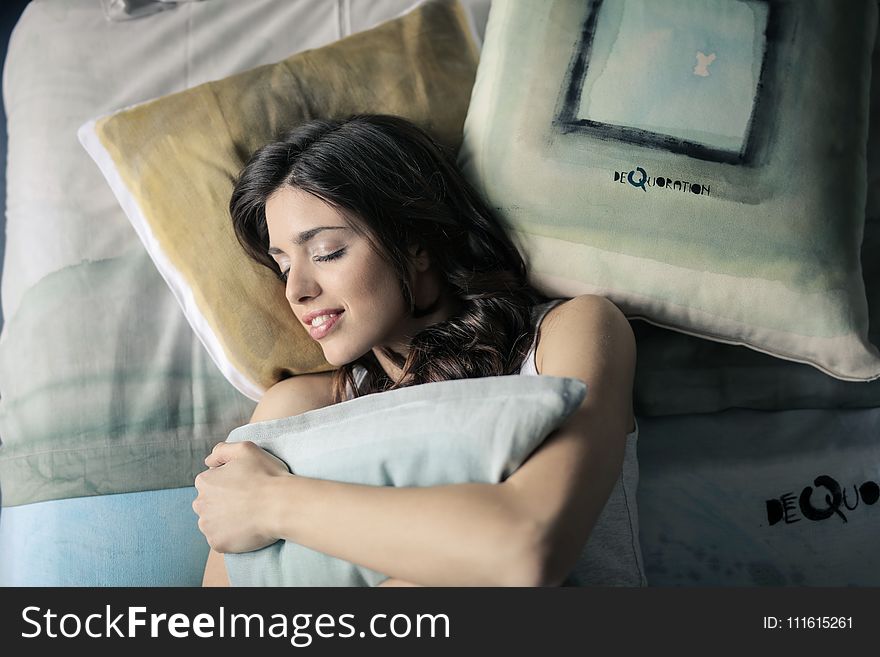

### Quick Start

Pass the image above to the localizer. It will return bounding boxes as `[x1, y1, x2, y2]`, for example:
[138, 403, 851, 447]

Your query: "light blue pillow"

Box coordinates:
[223, 374, 587, 586]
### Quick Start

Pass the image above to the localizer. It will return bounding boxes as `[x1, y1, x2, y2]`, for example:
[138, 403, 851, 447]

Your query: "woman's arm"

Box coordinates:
[377, 578, 422, 587]
[214, 294, 634, 587]
[203, 548, 230, 587]
[503, 294, 636, 584]
[257, 475, 541, 586]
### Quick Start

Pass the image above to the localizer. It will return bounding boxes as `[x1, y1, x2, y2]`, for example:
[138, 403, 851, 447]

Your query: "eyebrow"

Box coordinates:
[267, 227, 347, 255]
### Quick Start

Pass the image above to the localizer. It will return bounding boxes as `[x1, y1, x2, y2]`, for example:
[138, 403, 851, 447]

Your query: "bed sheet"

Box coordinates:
[0, 487, 206, 586]
[638, 407, 880, 586]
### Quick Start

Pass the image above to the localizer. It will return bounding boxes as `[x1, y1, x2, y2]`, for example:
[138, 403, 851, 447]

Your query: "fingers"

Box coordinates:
[205, 441, 232, 468]
[204, 440, 258, 468]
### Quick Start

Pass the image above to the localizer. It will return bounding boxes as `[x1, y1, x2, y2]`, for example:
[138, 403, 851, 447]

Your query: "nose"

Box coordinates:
[284, 267, 319, 307]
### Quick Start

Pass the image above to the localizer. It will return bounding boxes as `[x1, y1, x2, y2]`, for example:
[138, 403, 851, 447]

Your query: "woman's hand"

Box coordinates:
[193, 441, 291, 554]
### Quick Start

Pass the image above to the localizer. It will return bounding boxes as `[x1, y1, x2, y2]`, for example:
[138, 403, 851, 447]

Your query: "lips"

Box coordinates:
[302, 308, 345, 326]
[307, 311, 343, 340]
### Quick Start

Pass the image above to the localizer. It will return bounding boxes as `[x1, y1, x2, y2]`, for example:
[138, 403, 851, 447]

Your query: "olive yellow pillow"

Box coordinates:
[78, 0, 480, 399]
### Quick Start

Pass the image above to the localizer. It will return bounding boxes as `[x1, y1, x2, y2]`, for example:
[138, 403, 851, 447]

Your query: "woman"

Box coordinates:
[192, 114, 639, 587]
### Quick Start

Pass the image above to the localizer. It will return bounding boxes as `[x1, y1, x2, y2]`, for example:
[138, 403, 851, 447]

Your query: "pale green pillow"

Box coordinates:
[223, 374, 587, 587]
[459, 0, 880, 381]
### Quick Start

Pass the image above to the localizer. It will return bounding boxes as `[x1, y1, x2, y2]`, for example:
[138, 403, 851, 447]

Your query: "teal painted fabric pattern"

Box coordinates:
[459, 0, 880, 381]
[0, 248, 255, 507]
[631, 12, 880, 416]
[223, 375, 587, 587]
[578, 0, 767, 153]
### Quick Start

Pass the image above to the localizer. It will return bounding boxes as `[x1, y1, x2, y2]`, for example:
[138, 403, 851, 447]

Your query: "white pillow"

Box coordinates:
[223, 374, 587, 586]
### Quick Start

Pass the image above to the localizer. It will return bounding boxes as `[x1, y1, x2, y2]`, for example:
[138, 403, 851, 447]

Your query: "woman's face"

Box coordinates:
[265, 186, 431, 374]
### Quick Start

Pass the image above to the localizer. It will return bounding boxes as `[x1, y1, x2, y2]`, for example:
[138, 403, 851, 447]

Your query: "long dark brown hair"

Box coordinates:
[230, 114, 563, 403]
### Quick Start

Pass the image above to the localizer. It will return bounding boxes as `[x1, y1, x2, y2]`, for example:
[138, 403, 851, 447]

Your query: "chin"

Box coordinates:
[320, 347, 350, 368]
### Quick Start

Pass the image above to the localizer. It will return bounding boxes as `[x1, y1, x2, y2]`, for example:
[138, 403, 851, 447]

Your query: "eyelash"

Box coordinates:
[277, 248, 346, 282]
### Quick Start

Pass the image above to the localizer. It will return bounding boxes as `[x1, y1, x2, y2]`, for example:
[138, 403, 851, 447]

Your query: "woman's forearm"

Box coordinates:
[203, 548, 230, 587]
[264, 476, 542, 587]
[377, 578, 422, 587]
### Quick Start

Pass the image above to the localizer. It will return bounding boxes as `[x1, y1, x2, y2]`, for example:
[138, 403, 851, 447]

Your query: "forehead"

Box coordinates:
[265, 186, 342, 228]
[265, 187, 361, 255]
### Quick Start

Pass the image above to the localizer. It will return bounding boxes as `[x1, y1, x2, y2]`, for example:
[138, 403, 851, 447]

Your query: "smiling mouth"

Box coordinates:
[307, 311, 344, 340]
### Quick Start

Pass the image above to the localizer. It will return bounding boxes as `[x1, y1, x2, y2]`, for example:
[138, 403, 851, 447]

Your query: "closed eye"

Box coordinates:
[277, 248, 346, 283]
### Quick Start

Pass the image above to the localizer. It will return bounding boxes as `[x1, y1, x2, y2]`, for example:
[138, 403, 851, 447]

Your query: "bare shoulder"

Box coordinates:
[536, 294, 635, 371]
[249, 371, 336, 424]
[535, 294, 636, 431]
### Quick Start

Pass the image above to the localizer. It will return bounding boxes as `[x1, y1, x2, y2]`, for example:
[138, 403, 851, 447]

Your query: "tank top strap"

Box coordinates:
[519, 298, 568, 376]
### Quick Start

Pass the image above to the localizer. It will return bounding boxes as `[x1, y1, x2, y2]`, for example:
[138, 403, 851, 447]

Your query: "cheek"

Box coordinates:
[351, 253, 403, 300]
